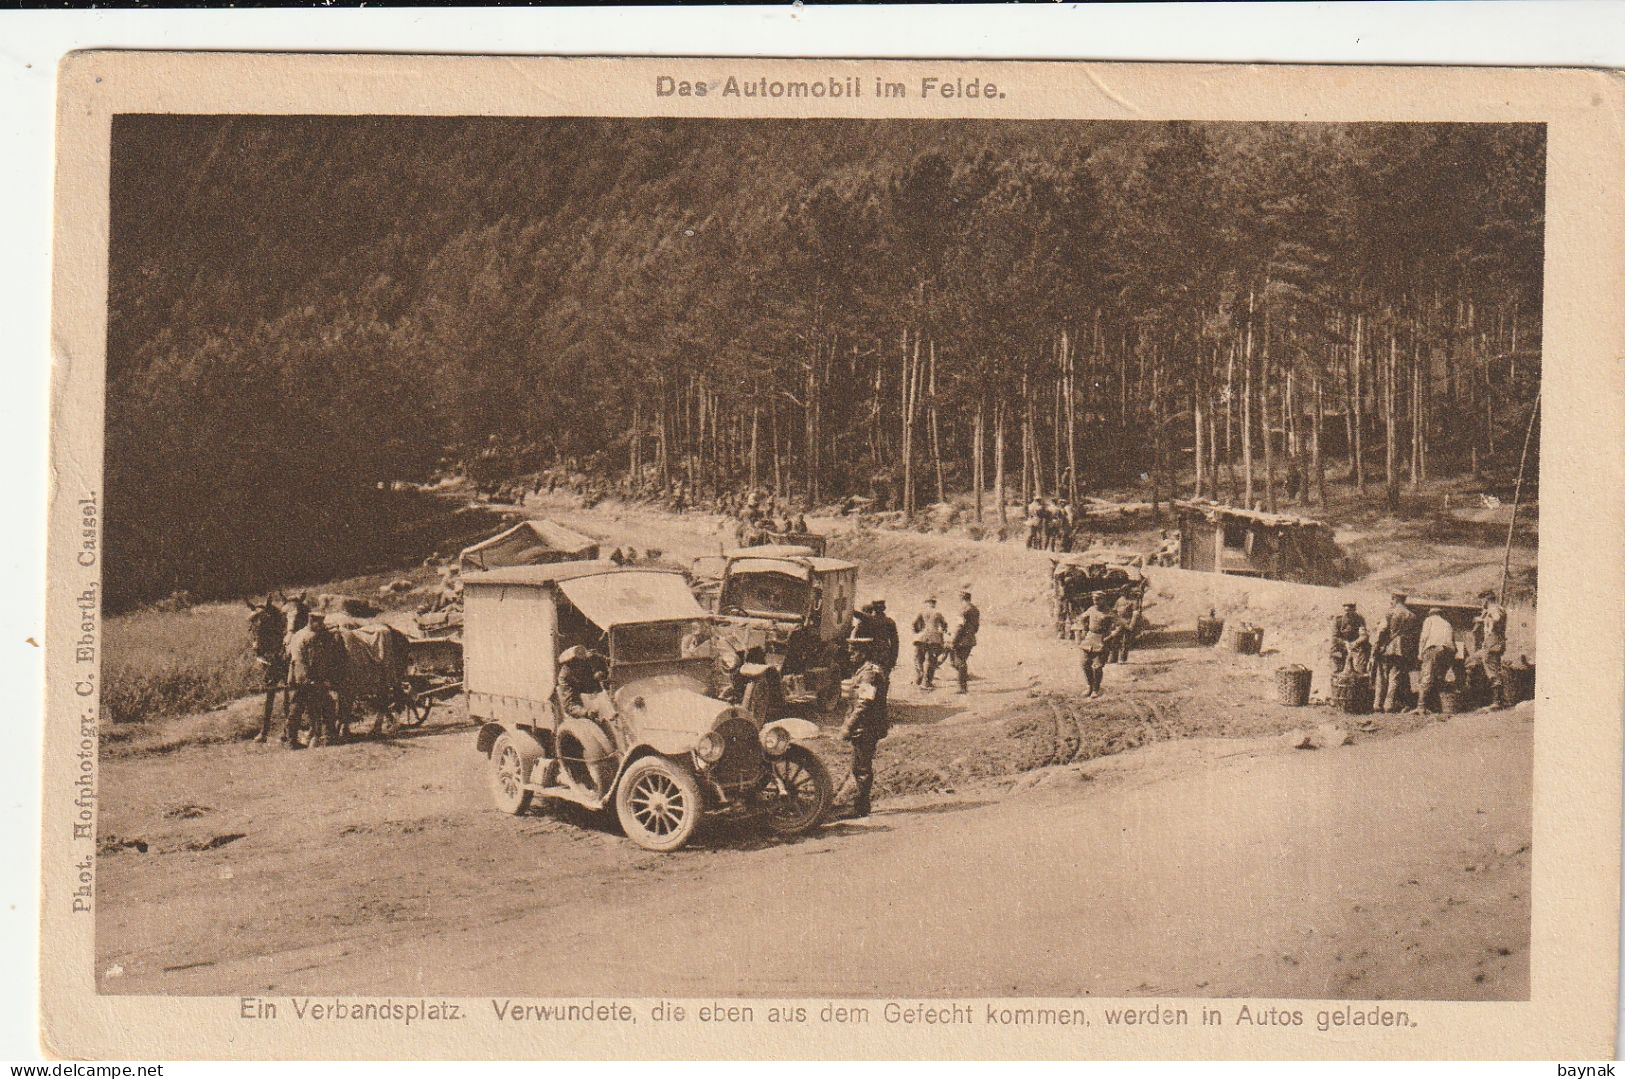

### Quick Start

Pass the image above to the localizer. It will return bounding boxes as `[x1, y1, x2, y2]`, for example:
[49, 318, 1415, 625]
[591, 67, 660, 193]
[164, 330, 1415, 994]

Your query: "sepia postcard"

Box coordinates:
[41, 52, 1625, 1059]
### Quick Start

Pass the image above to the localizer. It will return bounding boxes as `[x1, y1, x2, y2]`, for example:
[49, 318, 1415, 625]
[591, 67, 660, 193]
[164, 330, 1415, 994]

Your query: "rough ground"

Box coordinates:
[96, 493, 1534, 1000]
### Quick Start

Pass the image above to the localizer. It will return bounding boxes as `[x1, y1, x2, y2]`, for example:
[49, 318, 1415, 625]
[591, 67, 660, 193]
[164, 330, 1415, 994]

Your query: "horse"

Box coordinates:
[244, 594, 291, 740]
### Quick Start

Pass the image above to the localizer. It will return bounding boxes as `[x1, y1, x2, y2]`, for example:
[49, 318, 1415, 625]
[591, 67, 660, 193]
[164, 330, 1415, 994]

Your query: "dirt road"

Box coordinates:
[96, 494, 1532, 1000]
[97, 703, 1530, 999]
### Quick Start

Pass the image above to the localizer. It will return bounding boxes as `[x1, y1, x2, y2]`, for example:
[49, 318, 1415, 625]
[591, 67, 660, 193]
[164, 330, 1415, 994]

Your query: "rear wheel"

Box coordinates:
[760, 745, 833, 836]
[615, 756, 704, 852]
[488, 733, 536, 816]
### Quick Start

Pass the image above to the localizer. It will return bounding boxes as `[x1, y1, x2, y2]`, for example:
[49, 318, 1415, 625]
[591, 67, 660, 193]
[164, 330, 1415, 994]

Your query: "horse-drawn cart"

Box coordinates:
[401, 635, 463, 727]
[1050, 548, 1150, 640]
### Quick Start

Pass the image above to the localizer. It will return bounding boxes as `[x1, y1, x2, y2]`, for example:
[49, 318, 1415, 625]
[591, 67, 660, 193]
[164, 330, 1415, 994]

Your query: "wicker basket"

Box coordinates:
[1195, 615, 1224, 646]
[1222, 623, 1264, 655]
[1275, 665, 1312, 707]
[1331, 671, 1373, 715]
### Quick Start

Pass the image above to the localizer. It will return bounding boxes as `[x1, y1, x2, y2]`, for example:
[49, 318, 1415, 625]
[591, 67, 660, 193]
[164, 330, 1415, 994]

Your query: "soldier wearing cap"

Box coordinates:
[911, 596, 948, 688]
[556, 644, 611, 725]
[1329, 601, 1371, 675]
[949, 588, 981, 695]
[1077, 592, 1116, 698]
[839, 634, 890, 818]
[1373, 591, 1421, 712]
[858, 598, 900, 674]
[286, 611, 344, 748]
[1470, 589, 1511, 709]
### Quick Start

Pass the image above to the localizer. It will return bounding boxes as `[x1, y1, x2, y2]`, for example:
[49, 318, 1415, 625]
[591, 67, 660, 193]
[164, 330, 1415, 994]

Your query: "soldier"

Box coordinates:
[1329, 601, 1371, 675]
[1373, 591, 1422, 713]
[1025, 497, 1045, 550]
[1415, 607, 1457, 714]
[911, 596, 948, 688]
[1077, 592, 1115, 699]
[286, 612, 344, 748]
[839, 635, 890, 819]
[1470, 588, 1511, 710]
[948, 588, 981, 695]
[858, 599, 901, 674]
[556, 645, 612, 726]
[1110, 591, 1139, 663]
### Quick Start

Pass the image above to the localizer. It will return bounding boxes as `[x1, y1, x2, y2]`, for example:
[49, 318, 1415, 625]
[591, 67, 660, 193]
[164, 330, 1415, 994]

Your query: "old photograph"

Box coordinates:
[93, 111, 1541, 1001]
[38, 53, 1625, 1061]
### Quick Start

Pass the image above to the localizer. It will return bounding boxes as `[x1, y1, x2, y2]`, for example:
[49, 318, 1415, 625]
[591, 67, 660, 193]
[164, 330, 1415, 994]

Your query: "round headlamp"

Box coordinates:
[759, 725, 790, 756]
[695, 731, 726, 765]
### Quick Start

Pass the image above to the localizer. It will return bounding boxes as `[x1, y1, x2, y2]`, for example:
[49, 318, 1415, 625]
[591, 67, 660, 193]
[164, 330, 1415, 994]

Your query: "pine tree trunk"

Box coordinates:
[1243, 293, 1255, 509]
[973, 395, 985, 522]
[993, 398, 1007, 526]
[929, 339, 945, 506]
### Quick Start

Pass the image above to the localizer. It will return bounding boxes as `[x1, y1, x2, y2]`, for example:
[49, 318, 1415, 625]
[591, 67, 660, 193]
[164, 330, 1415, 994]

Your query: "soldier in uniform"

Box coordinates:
[286, 612, 345, 748]
[857, 599, 900, 674]
[1329, 601, 1371, 675]
[838, 635, 890, 819]
[911, 596, 948, 688]
[1077, 592, 1116, 699]
[556, 645, 612, 728]
[1471, 589, 1511, 709]
[949, 588, 981, 695]
[1373, 591, 1422, 713]
[1025, 497, 1045, 549]
[1109, 591, 1139, 663]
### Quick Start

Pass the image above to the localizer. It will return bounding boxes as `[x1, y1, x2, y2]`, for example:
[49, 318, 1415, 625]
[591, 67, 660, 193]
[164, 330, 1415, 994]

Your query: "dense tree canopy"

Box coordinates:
[106, 117, 1543, 606]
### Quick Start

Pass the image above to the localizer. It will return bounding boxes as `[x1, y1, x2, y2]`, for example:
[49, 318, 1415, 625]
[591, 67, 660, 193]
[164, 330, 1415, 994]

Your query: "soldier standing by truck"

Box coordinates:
[857, 599, 900, 675]
[839, 635, 890, 819]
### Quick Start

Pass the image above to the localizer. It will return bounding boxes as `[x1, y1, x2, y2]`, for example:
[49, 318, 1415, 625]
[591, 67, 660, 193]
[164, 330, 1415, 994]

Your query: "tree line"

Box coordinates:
[106, 116, 1542, 606]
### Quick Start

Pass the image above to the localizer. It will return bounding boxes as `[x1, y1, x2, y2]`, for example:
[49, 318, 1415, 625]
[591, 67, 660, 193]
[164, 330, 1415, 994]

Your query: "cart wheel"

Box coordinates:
[403, 693, 433, 728]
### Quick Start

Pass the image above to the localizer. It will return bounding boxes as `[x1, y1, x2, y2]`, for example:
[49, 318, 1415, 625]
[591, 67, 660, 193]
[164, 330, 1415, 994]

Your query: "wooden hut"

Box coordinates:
[1173, 500, 1342, 585]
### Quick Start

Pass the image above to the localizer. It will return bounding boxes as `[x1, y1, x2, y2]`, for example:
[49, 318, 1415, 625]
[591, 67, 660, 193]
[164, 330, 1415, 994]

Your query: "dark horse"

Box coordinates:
[243, 592, 312, 742]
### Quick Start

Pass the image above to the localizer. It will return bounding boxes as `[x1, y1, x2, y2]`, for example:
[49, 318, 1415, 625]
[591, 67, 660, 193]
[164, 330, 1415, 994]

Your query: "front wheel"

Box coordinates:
[760, 745, 833, 837]
[615, 757, 704, 852]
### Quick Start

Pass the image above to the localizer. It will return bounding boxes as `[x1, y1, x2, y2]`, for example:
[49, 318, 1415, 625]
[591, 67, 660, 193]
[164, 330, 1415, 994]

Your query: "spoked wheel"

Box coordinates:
[760, 745, 833, 836]
[615, 757, 704, 852]
[488, 733, 535, 816]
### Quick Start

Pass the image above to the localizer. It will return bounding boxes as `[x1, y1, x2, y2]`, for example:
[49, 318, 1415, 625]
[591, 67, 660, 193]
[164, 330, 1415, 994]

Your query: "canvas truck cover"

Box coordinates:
[557, 569, 710, 630]
[459, 519, 600, 571]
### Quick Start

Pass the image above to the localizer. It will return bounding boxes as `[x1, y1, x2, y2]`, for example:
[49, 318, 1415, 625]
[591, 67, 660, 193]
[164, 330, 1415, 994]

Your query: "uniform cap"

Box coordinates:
[558, 645, 588, 663]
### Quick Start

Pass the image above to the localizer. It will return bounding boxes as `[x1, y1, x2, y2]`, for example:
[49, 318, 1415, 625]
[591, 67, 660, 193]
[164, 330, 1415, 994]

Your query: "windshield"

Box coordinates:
[612, 620, 718, 665]
[719, 570, 811, 620]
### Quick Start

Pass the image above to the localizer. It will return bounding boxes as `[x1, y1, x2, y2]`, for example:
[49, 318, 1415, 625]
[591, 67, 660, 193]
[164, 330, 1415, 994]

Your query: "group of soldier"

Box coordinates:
[839, 589, 981, 817]
[1328, 588, 1512, 712]
[1024, 497, 1087, 552]
[730, 489, 811, 546]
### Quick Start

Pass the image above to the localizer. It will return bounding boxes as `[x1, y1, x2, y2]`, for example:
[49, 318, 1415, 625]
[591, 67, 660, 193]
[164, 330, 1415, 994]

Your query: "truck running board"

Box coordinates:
[526, 782, 608, 812]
